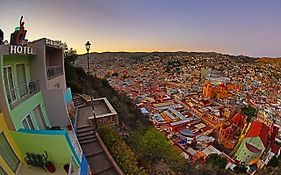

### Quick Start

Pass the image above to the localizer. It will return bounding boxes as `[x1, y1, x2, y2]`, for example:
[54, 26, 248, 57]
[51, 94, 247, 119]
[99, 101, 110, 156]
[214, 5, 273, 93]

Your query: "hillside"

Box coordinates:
[77, 51, 258, 64]
[256, 57, 281, 64]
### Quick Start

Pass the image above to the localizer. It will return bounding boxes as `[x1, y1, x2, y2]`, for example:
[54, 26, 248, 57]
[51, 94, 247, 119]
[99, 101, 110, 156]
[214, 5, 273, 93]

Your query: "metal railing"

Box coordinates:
[66, 129, 83, 162]
[8, 79, 40, 109]
[46, 65, 63, 80]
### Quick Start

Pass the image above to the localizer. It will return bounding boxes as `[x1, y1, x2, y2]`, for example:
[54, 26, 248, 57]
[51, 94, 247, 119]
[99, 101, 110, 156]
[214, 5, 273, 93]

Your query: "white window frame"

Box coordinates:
[3, 65, 16, 103]
[21, 114, 35, 130]
[16, 63, 28, 98]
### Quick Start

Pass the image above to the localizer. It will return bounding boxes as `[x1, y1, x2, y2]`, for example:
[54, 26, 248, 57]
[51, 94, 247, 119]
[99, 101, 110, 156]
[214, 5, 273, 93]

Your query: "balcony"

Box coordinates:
[46, 65, 63, 80]
[13, 129, 83, 175]
[7, 80, 40, 110]
[46, 125, 83, 161]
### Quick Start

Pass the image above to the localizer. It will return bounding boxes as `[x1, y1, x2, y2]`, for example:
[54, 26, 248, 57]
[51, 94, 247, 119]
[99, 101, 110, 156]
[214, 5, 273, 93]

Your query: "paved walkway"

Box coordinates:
[73, 94, 121, 175]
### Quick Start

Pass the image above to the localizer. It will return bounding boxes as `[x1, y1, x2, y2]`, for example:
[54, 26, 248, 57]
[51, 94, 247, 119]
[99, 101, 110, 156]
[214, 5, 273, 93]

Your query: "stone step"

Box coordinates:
[85, 150, 104, 157]
[74, 101, 84, 105]
[77, 124, 91, 129]
[78, 134, 96, 142]
[80, 138, 97, 144]
[76, 104, 87, 108]
[72, 97, 81, 101]
[77, 126, 95, 134]
[74, 101, 85, 106]
[73, 98, 85, 105]
[78, 131, 96, 137]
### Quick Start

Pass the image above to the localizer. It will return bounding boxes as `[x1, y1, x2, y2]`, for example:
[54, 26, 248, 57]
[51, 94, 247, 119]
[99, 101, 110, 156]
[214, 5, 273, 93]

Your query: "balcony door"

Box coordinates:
[0, 132, 20, 173]
[33, 105, 47, 130]
[16, 64, 28, 97]
[3, 66, 16, 103]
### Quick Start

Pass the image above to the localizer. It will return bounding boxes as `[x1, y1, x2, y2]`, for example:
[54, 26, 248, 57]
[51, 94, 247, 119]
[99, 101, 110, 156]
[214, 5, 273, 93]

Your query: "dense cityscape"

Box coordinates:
[76, 52, 281, 174]
[1, 1, 281, 175]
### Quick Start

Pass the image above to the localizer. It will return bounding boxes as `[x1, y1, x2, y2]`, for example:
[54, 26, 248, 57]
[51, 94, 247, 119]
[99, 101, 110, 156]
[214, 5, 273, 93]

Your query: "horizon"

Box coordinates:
[79, 50, 280, 59]
[1, 0, 281, 57]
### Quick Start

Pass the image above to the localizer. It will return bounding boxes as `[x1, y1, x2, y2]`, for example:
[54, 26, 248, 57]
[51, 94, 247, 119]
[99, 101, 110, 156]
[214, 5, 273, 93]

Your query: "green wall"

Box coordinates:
[10, 92, 50, 130]
[235, 136, 265, 164]
[11, 130, 79, 167]
[3, 55, 32, 101]
[1, 55, 51, 130]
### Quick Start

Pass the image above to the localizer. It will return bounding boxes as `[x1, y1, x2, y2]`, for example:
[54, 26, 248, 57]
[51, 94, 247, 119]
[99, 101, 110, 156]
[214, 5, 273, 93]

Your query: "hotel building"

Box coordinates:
[0, 38, 91, 174]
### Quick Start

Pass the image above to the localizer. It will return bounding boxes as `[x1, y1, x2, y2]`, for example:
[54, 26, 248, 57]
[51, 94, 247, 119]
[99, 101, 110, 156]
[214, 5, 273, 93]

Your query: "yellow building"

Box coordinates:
[203, 81, 232, 99]
[203, 81, 213, 98]
[0, 112, 23, 175]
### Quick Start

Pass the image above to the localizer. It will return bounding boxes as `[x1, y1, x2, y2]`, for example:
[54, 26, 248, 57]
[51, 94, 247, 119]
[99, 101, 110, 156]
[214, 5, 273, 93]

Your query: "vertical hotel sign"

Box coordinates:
[10, 45, 33, 55]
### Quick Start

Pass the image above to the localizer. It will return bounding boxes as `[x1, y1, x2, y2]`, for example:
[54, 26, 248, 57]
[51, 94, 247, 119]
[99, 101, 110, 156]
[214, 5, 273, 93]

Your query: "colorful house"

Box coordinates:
[0, 38, 91, 174]
[235, 121, 269, 165]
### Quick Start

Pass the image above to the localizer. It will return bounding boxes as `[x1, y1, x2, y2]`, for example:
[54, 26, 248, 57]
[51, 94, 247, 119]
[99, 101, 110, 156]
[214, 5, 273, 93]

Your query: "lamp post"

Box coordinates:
[85, 41, 91, 74]
[85, 41, 98, 129]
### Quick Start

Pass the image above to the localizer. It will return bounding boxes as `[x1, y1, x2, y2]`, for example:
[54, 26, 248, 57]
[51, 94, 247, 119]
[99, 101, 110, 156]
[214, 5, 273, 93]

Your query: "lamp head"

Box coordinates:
[85, 41, 91, 52]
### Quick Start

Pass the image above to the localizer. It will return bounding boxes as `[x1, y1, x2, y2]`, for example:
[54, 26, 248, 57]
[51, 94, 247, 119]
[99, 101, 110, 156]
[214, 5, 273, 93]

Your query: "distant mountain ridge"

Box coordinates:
[77, 51, 280, 64]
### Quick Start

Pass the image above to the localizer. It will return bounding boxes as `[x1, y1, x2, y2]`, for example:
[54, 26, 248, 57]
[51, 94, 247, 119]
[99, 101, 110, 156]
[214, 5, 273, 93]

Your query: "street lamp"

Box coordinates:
[85, 41, 98, 129]
[85, 41, 91, 74]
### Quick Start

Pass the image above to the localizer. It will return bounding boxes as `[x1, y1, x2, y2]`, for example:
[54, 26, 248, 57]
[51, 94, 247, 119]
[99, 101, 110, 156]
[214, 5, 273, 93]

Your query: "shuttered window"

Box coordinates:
[0, 133, 20, 173]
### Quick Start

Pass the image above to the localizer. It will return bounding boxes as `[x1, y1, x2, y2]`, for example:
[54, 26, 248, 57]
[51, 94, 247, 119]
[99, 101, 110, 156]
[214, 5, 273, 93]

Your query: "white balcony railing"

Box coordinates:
[7, 80, 40, 109]
[67, 129, 83, 161]
[46, 65, 63, 80]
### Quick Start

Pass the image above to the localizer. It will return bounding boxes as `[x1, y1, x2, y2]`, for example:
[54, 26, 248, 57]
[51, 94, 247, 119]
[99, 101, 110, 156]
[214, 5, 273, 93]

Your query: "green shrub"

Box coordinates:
[98, 127, 147, 175]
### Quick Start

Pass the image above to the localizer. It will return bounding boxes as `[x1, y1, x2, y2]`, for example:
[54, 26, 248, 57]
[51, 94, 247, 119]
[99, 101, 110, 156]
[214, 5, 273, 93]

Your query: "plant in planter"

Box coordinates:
[46, 161, 56, 173]
[67, 124, 73, 130]
[63, 164, 73, 173]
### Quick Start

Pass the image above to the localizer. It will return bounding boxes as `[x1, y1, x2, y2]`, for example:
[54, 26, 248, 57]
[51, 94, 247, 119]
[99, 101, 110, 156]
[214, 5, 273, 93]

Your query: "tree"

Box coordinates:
[241, 106, 257, 122]
[206, 154, 228, 169]
[129, 127, 186, 172]
[65, 48, 78, 64]
[98, 127, 147, 175]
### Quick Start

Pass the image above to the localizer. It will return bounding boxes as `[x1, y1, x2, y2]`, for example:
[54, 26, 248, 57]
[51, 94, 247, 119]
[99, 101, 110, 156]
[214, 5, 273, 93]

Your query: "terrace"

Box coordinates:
[12, 129, 85, 175]
[76, 95, 118, 127]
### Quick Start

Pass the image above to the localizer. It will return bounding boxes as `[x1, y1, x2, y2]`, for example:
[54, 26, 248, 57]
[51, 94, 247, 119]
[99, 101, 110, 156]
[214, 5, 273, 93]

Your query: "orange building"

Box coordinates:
[203, 81, 240, 99]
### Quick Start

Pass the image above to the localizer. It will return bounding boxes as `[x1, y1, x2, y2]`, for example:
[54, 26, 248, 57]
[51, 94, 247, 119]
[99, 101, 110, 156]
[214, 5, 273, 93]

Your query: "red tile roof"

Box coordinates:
[232, 112, 244, 127]
[246, 121, 269, 147]
[270, 143, 280, 154]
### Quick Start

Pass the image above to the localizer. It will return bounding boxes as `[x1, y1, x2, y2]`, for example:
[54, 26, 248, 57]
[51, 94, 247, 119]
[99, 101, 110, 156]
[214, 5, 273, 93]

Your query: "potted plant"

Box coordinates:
[46, 161, 56, 173]
[63, 164, 73, 173]
[67, 124, 73, 130]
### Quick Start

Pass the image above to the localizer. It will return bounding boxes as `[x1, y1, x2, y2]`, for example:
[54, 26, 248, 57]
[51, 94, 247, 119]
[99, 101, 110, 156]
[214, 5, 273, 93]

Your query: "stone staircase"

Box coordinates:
[77, 125, 96, 144]
[77, 125, 119, 175]
[73, 95, 87, 108]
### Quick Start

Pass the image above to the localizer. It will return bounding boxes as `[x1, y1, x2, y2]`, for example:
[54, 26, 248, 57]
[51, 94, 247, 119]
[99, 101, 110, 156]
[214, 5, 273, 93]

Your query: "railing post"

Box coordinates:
[67, 157, 73, 175]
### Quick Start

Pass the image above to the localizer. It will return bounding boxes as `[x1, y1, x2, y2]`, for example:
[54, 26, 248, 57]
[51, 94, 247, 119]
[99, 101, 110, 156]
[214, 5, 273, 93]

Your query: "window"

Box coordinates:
[16, 64, 28, 97]
[0, 133, 20, 173]
[33, 105, 47, 130]
[22, 114, 35, 130]
[3, 66, 16, 103]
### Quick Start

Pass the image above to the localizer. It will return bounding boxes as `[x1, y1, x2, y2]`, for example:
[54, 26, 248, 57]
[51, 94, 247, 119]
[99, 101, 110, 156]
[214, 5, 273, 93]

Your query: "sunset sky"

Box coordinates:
[0, 0, 280, 57]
